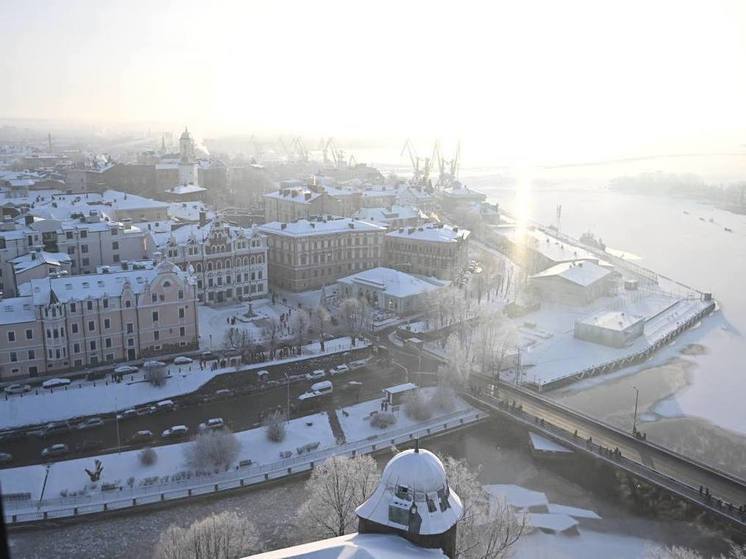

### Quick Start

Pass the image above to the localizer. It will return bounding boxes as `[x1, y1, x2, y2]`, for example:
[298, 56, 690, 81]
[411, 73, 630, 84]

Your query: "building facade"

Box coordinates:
[0, 261, 198, 380]
[158, 217, 268, 304]
[259, 217, 386, 291]
[384, 223, 470, 280]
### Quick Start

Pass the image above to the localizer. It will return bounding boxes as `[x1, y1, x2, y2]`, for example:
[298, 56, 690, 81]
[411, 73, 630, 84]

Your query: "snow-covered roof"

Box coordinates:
[498, 227, 598, 264]
[438, 184, 486, 201]
[337, 267, 448, 298]
[10, 251, 71, 273]
[386, 223, 470, 243]
[353, 205, 424, 224]
[247, 532, 446, 558]
[259, 217, 385, 237]
[19, 261, 189, 305]
[528, 512, 579, 533]
[154, 219, 262, 248]
[356, 448, 463, 536]
[264, 186, 323, 204]
[167, 201, 214, 222]
[530, 260, 612, 287]
[576, 310, 644, 331]
[165, 184, 207, 195]
[383, 383, 418, 395]
[0, 296, 35, 325]
[528, 432, 573, 454]
[482, 484, 549, 511]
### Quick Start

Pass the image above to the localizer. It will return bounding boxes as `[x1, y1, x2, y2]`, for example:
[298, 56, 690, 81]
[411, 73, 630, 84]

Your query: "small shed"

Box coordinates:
[574, 311, 645, 348]
[383, 383, 418, 406]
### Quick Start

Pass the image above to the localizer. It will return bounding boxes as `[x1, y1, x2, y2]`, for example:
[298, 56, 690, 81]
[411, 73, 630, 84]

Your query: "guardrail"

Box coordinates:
[466, 392, 746, 528]
[3, 409, 484, 525]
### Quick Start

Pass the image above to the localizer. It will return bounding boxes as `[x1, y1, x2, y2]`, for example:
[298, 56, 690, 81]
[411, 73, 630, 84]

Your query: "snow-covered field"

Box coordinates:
[0, 337, 368, 429]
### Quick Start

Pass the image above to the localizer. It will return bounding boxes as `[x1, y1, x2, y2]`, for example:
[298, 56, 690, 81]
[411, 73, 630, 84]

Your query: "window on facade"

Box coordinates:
[105, 338, 112, 348]
[88, 321, 95, 331]
[152, 294, 157, 303]
[152, 311, 159, 322]
[178, 289, 184, 299]
[87, 301, 93, 311]
[72, 323, 79, 334]
[81, 244, 88, 253]
[74, 343, 80, 353]
[127, 323, 133, 334]
[26, 329, 33, 340]
[28, 350, 35, 360]
[80, 230, 87, 238]
[154, 330, 159, 341]
[10, 352, 17, 362]
[103, 298, 109, 308]
[179, 308, 185, 319]
[7, 331, 15, 342]
[70, 303, 76, 312]
[104, 318, 110, 329]
[179, 326, 185, 336]
[112, 241, 119, 250]
[90, 341, 96, 350]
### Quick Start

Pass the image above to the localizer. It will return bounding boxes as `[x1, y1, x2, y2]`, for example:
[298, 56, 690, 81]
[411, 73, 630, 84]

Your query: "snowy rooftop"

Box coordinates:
[353, 205, 424, 224]
[498, 227, 598, 263]
[386, 223, 470, 243]
[576, 310, 644, 331]
[259, 217, 385, 237]
[530, 260, 612, 287]
[164, 184, 207, 195]
[155, 220, 262, 247]
[0, 296, 35, 325]
[482, 484, 549, 511]
[10, 250, 71, 273]
[337, 267, 448, 298]
[264, 186, 323, 204]
[19, 261, 189, 306]
[383, 383, 418, 395]
[246, 533, 446, 558]
[167, 201, 214, 222]
[438, 184, 486, 200]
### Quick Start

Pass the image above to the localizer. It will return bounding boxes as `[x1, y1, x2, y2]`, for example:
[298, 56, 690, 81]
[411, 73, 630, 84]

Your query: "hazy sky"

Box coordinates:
[1, 0, 745, 162]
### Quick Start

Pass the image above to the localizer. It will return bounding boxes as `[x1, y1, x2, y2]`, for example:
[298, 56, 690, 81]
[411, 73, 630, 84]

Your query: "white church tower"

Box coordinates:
[178, 127, 198, 185]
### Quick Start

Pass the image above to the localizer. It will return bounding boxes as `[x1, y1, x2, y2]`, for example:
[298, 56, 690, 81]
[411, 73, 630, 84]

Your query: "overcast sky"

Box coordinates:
[1, 0, 745, 162]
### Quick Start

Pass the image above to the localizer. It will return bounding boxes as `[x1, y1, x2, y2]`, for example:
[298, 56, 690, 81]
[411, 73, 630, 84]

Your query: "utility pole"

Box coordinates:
[632, 386, 640, 435]
[284, 372, 290, 423]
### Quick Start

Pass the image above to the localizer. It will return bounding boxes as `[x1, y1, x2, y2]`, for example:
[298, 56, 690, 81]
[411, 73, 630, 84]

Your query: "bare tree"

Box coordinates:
[262, 315, 282, 360]
[339, 297, 367, 346]
[144, 363, 168, 386]
[291, 309, 310, 353]
[153, 511, 260, 559]
[646, 545, 746, 559]
[403, 389, 433, 421]
[442, 456, 525, 559]
[264, 410, 286, 442]
[297, 454, 380, 538]
[184, 430, 240, 471]
[311, 305, 331, 352]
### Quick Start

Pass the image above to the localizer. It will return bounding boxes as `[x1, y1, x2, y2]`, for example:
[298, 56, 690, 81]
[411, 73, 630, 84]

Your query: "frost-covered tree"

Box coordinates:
[264, 410, 286, 442]
[144, 363, 168, 386]
[262, 315, 282, 360]
[291, 309, 310, 352]
[403, 388, 433, 421]
[430, 382, 456, 412]
[442, 456, 525, 559]
[297, 454, 380, 538]
[153, 511, 260, 559]
[647, 544, 746, 559]
[339, 298, 367, 346]
[184, 430, 240, 471]
[311, 305, 331, 352]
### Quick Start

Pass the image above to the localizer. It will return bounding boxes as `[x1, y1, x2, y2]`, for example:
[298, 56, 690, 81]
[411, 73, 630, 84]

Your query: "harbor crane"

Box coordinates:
[401, 139, 437, 187]
[435, 141, 461, 189]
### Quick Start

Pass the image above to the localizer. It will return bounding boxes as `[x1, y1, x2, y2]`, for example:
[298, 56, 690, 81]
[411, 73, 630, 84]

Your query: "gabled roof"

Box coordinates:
[530, 260, 612, 287]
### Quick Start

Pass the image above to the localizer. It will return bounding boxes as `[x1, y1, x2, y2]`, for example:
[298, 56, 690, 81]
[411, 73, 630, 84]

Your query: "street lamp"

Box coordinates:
[632, 386, 640, 436]
[284, 372, 290, 424]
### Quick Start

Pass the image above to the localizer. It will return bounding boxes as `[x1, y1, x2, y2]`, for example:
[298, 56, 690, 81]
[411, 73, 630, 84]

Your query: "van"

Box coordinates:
[156, 400, 176, 412]
[310, 381, 333, 395]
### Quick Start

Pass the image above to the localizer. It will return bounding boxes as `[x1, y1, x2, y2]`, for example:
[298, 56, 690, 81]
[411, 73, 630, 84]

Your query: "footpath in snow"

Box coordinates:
[0, 336, 368, 430]
[0, 387, 481, 522]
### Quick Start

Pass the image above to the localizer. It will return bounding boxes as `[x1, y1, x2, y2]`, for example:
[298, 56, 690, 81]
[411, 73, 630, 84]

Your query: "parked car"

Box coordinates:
[305, 369, 326, 381]
[77, 417, 104, 431]
[310, 380, 333, 395]
[347, 359, 368, 371]
[129, 430, 153, 443]
[0, 452, 13, 464]
[143, 360, 166, 368]
[256, 370, 270, 382]
[114, 365, 138, 375]
[155, 399, 176, 412]
[137, 405, 157, 416]
[42, 378, 71, 389]
[75, 440, 103, 452]
[117, 408, 138, 420]
[330, 364, 350, 376]
[41, 443, 69, 459]
[161, 425, 189, 439]
[198, 418, 225, 432]
[173, 356, 193, 365]
[86, 371, 107, 381]
[4, 383, 31, 395]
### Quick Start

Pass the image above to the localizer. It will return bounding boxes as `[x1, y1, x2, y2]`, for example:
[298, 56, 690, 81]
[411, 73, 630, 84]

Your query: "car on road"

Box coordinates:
[161, 425, 189, 439]
[256, 370, 270, 382]
[155, 399, 176, 412]
[310, 380, 333, 395]
[214, 388, 234, 400]
[198, 418, 225, 432]
[330, 364, 350, 376]
[41, 443, 69, 459]
[347, 359, 368, 371]
[173, 356, 193, 365]
[4, 383, 31, 395]
[0, 452, 13, 464]
[77, 417, 104, 431]
[75, 440, 103, 452]
[114, 365, 138, 374]
[117, 408, 138, 420]
[40, 421, 71, 438]
[129, 430, 153, 443]
[42, 378, 71, 389]
[305, 369, 326, 381]
[137, 406, 157, 416]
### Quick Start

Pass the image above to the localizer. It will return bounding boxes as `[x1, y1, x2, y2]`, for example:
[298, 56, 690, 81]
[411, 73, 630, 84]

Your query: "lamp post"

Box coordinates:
[284, 372, 290, 424]
[632, 386, 640, 435]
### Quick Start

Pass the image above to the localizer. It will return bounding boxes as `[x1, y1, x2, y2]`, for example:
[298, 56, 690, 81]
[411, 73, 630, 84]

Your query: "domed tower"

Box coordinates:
[356, 446, 463, 558]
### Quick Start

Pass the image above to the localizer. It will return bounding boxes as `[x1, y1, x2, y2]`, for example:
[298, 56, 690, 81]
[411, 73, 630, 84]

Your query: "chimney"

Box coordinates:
[199, 210, 207, 227]
[24, 215, 33, 226]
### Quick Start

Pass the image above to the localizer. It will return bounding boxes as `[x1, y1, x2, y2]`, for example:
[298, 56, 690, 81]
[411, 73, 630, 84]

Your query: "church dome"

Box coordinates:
[356, 448, 463, 536]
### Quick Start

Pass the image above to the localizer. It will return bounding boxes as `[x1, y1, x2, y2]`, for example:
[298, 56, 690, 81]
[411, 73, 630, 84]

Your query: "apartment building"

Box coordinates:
[0, 260, 198, 380]
[263, 182, 362, 222]
[157, 216, 268, 304]
[258, 217, 386, 291]
[384, 223, 470, 280]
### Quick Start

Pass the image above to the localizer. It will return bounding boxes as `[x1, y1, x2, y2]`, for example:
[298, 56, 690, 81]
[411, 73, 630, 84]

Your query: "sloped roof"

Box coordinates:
[530, 260, 612, 287]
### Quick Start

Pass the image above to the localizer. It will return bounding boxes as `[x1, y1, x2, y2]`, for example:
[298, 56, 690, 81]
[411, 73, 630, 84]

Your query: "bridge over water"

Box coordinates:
[466, 377, 746, 531]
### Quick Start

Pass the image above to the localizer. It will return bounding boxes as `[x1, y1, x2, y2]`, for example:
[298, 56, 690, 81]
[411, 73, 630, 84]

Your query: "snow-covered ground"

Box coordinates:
[0, 389, 478, 515]
[0, 337, 368, 429]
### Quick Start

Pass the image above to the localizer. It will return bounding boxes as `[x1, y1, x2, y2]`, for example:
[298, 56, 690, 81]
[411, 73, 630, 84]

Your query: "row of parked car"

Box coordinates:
[303, 359, 369, 381]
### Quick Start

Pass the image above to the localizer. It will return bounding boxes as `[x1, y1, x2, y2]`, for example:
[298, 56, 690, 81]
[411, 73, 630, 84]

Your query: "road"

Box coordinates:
[0, 347, 410, 469]
[473, 377, 746, 525]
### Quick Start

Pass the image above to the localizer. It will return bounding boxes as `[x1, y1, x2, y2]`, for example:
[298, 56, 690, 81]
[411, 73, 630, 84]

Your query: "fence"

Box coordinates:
[3, 409, 483, 525]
